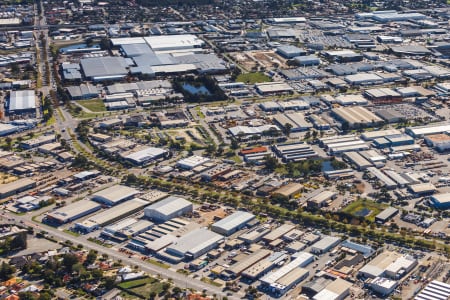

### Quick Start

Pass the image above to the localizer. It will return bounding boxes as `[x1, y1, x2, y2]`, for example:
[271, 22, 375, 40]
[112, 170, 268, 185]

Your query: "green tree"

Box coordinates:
[263, 155, 278, 171]
[283, 123, 293, 137]
[62, 253, 79, 272]
[85, 250, 97, 265]
[0, 262, 15, 281]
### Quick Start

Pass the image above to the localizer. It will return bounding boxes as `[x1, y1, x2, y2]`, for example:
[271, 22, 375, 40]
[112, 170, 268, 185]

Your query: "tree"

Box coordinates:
[104, 277, 116, 289]
[283, 123, 293, 137]
[0, 262, 15, 281]
[92, 269, 103, 279]
[11, 233, 27, 250]
[263, 155, 278, 171]
[62, 253, 79, 272]
[230, 138, 239, 150]
[85, 250, 97, 265]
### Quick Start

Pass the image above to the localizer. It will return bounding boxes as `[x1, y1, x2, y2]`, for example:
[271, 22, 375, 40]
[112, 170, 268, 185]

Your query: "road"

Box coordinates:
[1, 210, 237, 299]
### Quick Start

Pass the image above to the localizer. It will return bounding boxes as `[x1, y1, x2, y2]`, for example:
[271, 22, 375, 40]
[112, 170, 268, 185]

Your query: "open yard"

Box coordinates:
[118, 277, 165, 298]
[77, 99, 106, 112]
[236, 72, 271, 84]
[0, 173, 17, 184]
[342, 199, 386, 222]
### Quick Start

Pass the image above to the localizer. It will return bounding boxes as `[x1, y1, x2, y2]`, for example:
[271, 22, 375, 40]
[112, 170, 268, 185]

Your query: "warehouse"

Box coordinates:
[8, 90, 36, 115]
[239, 225, 272, 244]
[276, 45, 307, 59]
[320, 135, 360, 148]
[307, 190, 337, 208]
[0, 178, 36, 199]
[358, 251, 416, 279]
[364, 88, 402, 104]
[228, 125, 281, 139]
[144, 196, 193, 222]
[263, 224, 296, 243]
[343, 151, 373, 170]
[0, 124, 18, 136]
[345, 73, 383, 86]
[367, 167, 397, 189]
[429, 193, 450, 209]
[260, 252, 313, 296]
[327, 140, 370, 155]
[242, 252, 288, 280]
[361, 129, 402, 141]
[226, 249, 272, 278]
[164, 228, 223, 261]
[80, 57, 129, 81]
[75, 198, 150, 232]
[375, 207, 399, 224]
[309, 115, 330, 130]
[120, 146, 168, 166]
[313, 278, 353, 300]
[334, 94, 368, 106]
[415, 280, 450, 300]
[91, 185, 140, 206]
[323, 50, 363, 63]
[408, 183, 436, 196]
[310, 236, 340, 254]
[211, 211, 255, 236]
[46, 199, 101, 225]
[406, 123, 450, 138]
[255, 82, 294, 95]
[20, 135, 56, 149]
[324, 169, 355, 180]
[332, 106, 384, 128]
[384, 170, 410, 187]
[424, 134, 450, 152]
[272, 113, 312, 133]
[176, 155, 210, 170]
[294, 55, 321, 66]
[272, 182, 303, 199]
[143, 35, 204, 52]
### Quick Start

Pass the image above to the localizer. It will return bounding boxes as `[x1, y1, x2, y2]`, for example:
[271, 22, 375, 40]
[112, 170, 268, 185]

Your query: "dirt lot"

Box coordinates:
[229, 52, 259, 71]
[0, 172, 17, 184]
[249, 51, 286, 69]
[197, 208, 227, 226]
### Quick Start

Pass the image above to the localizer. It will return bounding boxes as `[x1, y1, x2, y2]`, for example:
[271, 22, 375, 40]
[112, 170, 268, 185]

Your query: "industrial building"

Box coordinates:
[406, 123, 450, 138]
[46, 199, 101, 225]
[367, 167, 397, 189]
[0, 178, 36, 199]
[429, 193, 450, 209]
[226, 249, 272, 278]
[358, 251, 417, 279]
[7, 90, 36, 115]
[91, 185, 140, 206]
[424, 134, 450, 152]
[260, 252, 313, 296]
[102, 218, 153, 241]
[294, 55, 321, 66]
[276, 45, 307, 59]
[375, 207, 399, 224]
[164, 228, 223, 261]
[255, 82, 294, 95]
[408, 183, 436, 195]
[361, 129, 402, 141]
[332, 106, 384, 128]
[272, 113, 312, 133]
[364, 88, 402, 104]
[211, 211, 255, 236]
[144, 196, 193, 222]
[242, 252, 289, 280]
[312, 278, 353, 300]
[20, 134, 56, 149]
[272, 182, 303, 199]
[345, 73, 383, 86]
[80, 57, 129, 81]
[75, 198, 150, 232]
[263, 224, 296, 243]
[343, 151, 373, 170]
[415, 280, 450, 300]
[307, 191, 337, 208]
[368, 277, 398, 296]
[310, 236, 340, 254]
[120, 146, 168, 166]
[176, 155, 210, 170]
[228, 125, 281, 139]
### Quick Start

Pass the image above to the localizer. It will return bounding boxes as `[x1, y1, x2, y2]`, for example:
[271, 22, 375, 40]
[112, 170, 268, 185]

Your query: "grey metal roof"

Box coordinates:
[145, 196, 192, 216]
[212, 211, 255, 232]
[80, 57, 128, 78]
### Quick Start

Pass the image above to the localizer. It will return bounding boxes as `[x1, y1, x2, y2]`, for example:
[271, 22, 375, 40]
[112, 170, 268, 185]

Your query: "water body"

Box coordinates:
[182, 83, 211, 95]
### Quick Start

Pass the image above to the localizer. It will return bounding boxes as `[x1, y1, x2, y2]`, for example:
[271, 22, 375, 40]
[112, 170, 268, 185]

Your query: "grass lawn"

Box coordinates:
[342, 199, 386, 222]
[129, 281, 164, 298]
[118, 277, 156, 289]
[77, 99, 106, 112]
[236, 72, 271, 84]
[147, 258, 170, 269]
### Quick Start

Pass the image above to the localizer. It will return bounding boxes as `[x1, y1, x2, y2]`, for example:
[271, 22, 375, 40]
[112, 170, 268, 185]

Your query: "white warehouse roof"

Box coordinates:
[166, 228, 223, 257]
[91, 185, 140, 205]
[144, 196, 192, 217]
[144, 35, 205, 52]
[211, 211, 255, 233]
[9, 90, 36, 111]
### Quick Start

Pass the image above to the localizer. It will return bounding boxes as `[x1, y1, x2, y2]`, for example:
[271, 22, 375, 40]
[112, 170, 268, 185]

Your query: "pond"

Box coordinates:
[182, 83, 211, 95]
[354, 208, 372, 217]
